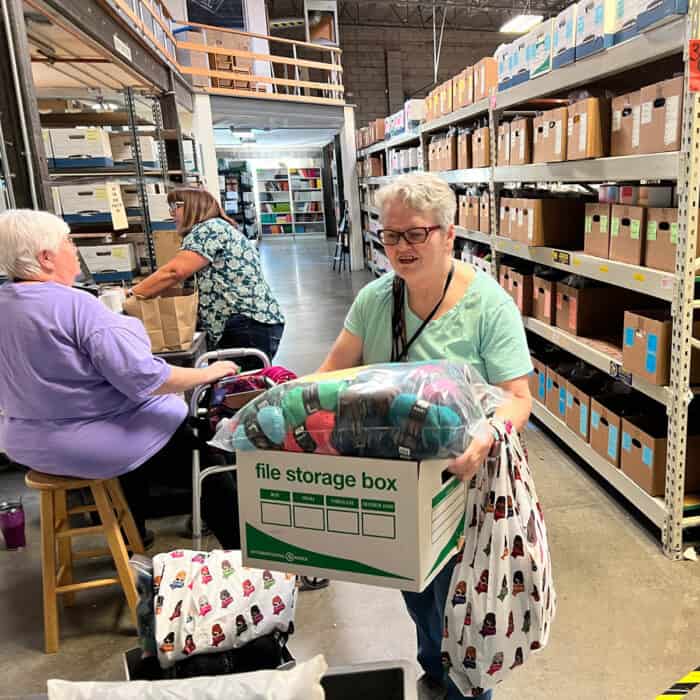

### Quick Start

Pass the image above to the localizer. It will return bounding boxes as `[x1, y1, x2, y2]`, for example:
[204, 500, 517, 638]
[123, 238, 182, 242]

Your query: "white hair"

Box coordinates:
[0, 209, 70, 279]
[375, 172, 457, 231]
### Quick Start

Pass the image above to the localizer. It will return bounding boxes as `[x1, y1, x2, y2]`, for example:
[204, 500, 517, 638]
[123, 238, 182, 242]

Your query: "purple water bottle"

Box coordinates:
[0, 500, 26, 549]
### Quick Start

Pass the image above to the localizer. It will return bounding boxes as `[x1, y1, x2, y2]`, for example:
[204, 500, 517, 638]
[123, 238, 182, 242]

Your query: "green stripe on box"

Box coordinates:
[293, 492, 324, 505]
[260, 489, 290, 502]
[326, 496, 359, 509]
[432, 477, 460, 508]
[361, 499, 395, 513]
[245, 524, 411, 580]
[428, 516, 465, 576]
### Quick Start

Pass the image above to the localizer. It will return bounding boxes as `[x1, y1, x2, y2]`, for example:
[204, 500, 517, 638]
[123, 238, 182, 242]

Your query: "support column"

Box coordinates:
[191, 93, 219, 198]
[340, 104, 363, 271]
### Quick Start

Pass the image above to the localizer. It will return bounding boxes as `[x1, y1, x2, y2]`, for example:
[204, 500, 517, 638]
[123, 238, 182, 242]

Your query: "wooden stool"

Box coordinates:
[24, 471, 145, 653]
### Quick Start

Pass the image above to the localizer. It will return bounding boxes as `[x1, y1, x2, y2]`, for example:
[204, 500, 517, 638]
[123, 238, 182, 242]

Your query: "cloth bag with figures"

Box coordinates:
[441, 422, 556, 697]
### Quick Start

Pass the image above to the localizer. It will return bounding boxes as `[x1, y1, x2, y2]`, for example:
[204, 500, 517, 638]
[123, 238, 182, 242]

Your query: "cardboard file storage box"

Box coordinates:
[590, 395, 636, 468]
[639, 77, 684, 154]
[457, 129, 471, 170]
[54, 183, 112, 224]
[500, 264, 533, 316]
[610, 204, 647, 265]
[565, 381, 593, 442]
[567, 97, 610, 160]
[637, 0, 688, 30]
[148, 193, 177, 231]
[109, 134, 159, 168]
[509, 118, 532, 165]
[78, 243, 138, 283]
[458, 196, 468, 228]
[508, 36, 529, 87]
[472, 127, 491, 168]
[555, 282, 630, 337]
[374, 118, 387, 142]
[533, 107, 568, 163]
[496, 43, 512, 91]
[611, 91, 641, 156]
[237, 451, 466, 591]
[499, 197, 515, 237]
[404, 99, 425, 129]
[479, 191, 491, 234]
[620, 416, 700, 496]
[545, 367, 569, 421]
[497, 123, 510, 166]
[553, 4, 578, 68]
[473, 57, 498, 101]
[584, 202, 612, 258]
[609, 0, 639, 45]
[575, 0, 608, 59]
[530, 357, 547, 404]
[465, 195, 480, 230]
[49, 128, 113, 169]
[517, 198, 585, 247]
[440, 80, 454, 116]
[527, 19, 555, 79]
[453, 68, 473, 109]
[121, 183, 157, 216]
[443, 132, 458, 171]
[533, 276, 558, 324]
[644, 207, 678, 272]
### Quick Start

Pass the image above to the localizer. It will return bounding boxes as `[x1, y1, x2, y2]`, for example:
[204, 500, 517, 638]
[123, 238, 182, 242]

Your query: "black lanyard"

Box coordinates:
[391, 263, 455, 362]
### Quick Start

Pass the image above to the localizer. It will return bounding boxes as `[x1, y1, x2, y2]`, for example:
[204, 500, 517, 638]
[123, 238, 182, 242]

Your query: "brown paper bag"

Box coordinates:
[124, 289, 198, 352]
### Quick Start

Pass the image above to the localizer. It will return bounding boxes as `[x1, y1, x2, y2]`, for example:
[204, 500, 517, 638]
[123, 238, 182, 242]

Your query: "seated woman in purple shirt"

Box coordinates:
[0, 210, 239, 548]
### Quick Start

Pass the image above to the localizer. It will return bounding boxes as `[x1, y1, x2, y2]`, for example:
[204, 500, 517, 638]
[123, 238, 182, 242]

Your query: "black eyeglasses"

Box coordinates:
[377, 226, 442, 246]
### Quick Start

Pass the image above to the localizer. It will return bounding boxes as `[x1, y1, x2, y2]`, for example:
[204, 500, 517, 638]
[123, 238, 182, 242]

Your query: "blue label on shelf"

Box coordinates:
[642, 446, 653, 467]
[580, 404, 588, 436]
[559, 387, 566, 416]
[595, 4, 604, 24]
[538, 373, 545, 399]
[646, 333, 658, 374]
[608, 425, 618, 460]
[592, 410, 600, 429]
[624, 327, 634, 347]
[622, 432, 633, 452]
[567, 391, 573, 408]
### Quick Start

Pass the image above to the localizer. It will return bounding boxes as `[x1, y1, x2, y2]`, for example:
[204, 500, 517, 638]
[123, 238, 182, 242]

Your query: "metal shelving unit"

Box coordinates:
[353, 12, 700, 558]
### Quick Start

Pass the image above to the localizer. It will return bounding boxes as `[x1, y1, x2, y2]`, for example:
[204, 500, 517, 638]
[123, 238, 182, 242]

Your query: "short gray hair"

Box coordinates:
[0, 209, 70, 279]
[375, 172, 456, 230]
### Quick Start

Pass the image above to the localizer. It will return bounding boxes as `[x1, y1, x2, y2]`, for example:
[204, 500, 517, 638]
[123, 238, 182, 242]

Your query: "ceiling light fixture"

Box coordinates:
[500, 14, 543, 33]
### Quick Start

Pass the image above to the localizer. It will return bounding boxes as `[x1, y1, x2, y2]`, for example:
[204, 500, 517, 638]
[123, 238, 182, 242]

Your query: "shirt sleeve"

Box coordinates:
[181, 222, 225, 263]
[83, 325, 172, 402]
[343, 288, 367, 339]
[480, 299, 533, 385]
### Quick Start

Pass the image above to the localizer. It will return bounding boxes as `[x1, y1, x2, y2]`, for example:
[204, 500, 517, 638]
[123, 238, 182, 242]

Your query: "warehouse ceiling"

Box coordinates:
[268, 0, 571, 33]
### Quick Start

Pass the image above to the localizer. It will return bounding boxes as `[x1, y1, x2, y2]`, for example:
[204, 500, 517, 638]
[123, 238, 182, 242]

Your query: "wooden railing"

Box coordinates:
[174, 22, 344, 106]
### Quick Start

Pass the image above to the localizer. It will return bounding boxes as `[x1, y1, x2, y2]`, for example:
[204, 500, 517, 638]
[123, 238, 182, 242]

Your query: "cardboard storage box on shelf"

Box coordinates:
[53, 183, 112, 224]
[545, 366, 569, 421]
[153, 229, 182, 267]
[610, 204, 647, 265]
[368, 155, 384, 177]
[499, 197, 514, 237]
[452, 68, 472, 110]
[620, 415, 700, 496]
[530, 357, 547, 404]
[639, 76, 684, 154]
[644, 207, 678, 272]
[440, 80, 454, 116]
[565, 381, 593, 441]
[567, 97, 610, 160]
[206, 28, 253, 73]
[458, 195, 468, 228]
[533, 107, 568, 163]
[555, 282, 632, 336]
[479, 191, 490, 233]
[497, 123, 510, 166]
[404, 99, 425, 129]
[42, 129, 54, 167]
[608, 0, 639, 45]
[109, 134, 159, 168]
[374, 118, 387, 142]
[509, 117, 532, 165]
[237, 450, 467, 591]
[472, 127, 490, 168]
[637, 0, 688, 30]
[599, 185, 619, 202]
[516, 197, 585, 247]
[584, 202, 612, 258]
[457, 129, 471, 170]
[527, 19, 555, 79]
[533, 275, 558, 324]
[78, 243, 138, 283]
[611, 90, 641, 156]
[500, 263, 533, 315]
[473, 57, 498, 101]
[465, 195, 480, 230]
[509, 36, 529, 87]
[48, 128, 113, 169]
[553, 4, 578, 68]
[590, 396, 624, 467]
[575, 0, 608, 59]
[495, 43, 512, 91]
[443, 132, 458, 171]
[121, 183, 157, 215]
[148, 192, 177, 230]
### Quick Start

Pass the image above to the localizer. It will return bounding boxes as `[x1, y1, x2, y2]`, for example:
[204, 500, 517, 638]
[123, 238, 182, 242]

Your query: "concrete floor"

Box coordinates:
[1, 237, 699, 698]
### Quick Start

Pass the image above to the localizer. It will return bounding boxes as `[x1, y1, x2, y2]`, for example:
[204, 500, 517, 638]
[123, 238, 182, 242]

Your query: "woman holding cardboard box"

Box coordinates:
[318, 172, 532, 700]
[0, 209, 242, 549]
[131, 188, 285, 369]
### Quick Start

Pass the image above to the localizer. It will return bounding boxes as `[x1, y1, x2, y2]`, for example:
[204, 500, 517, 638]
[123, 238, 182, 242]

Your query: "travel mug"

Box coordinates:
[0, 500, 26, 549]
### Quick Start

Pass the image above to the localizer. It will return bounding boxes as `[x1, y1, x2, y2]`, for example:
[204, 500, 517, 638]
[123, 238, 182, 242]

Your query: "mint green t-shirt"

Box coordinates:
[344, 269, 532, 385]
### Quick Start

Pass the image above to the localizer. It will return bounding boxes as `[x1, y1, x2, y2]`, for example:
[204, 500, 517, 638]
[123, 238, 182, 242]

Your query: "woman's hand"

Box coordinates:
[447, 421, 496, 482]
[203, 361, 239, 384]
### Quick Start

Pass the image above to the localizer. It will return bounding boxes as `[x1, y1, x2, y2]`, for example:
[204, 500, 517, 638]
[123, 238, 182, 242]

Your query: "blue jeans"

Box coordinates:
[214, 314, 284, 371]
[402, 555, 493, 700]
